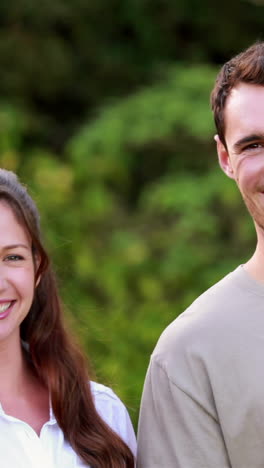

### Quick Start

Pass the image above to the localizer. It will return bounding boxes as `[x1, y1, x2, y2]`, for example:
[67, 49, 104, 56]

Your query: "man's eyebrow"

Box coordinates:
[233, 133, 264, 152]
[3, 244, 30, 251]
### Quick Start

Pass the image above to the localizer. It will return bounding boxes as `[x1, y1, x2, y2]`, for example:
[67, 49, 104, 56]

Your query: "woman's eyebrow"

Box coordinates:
[233, 133, 264, 152]
[2, 244, 30, 251]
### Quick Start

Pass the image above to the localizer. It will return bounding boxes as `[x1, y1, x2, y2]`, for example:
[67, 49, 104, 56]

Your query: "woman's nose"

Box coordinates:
[0, 271, 8, 291]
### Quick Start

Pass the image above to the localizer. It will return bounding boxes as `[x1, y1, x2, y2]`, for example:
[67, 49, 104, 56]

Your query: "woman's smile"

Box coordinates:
[0, 301, 16, 320]
[0, 201, 36, 342]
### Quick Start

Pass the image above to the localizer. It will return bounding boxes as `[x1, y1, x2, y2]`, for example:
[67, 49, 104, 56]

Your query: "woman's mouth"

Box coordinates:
[0, 301, 15, 319]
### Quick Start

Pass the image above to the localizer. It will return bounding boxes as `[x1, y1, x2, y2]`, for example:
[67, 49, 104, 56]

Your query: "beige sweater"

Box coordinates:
[137, 266, 264, 468]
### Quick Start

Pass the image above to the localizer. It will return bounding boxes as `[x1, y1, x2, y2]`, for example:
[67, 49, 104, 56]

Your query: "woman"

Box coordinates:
[0, 169, 136, 467]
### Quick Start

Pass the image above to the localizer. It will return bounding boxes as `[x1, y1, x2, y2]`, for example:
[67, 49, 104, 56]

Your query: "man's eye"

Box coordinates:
[244, 143, 263, 150]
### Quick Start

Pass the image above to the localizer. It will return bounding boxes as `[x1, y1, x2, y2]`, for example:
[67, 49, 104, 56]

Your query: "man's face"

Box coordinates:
[216, 83, 264, 230]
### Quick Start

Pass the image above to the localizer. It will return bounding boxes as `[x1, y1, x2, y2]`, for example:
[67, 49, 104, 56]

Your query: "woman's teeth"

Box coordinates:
[0, 302, 12, 313]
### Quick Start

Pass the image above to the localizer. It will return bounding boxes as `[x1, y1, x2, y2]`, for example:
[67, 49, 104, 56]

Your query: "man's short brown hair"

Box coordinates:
[211, 42, 264, 147]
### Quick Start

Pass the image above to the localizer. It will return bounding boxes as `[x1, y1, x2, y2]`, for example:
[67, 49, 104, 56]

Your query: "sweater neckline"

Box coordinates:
[233, 264, 264, 297]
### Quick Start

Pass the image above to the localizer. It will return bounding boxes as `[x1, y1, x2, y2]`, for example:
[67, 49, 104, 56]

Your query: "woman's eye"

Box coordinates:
[5, 254, 24, 261]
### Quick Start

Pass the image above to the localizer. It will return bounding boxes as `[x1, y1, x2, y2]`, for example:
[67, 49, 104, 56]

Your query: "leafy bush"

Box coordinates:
[0, 64, 255, 426]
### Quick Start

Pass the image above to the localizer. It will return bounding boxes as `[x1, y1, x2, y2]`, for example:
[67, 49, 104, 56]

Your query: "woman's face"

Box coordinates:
[0, 201, 36, 347]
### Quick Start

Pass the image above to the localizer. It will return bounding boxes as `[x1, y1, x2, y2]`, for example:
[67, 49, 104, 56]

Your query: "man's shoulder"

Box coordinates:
[152, 266, 249, 368]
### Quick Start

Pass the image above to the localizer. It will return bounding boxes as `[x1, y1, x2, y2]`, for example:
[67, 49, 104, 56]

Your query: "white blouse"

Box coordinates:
[0, 381, 137, 468]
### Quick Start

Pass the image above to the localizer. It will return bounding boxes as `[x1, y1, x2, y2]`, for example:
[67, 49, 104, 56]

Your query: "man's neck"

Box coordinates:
[244, 240, 264, 283]
[243, 223, 264, 283]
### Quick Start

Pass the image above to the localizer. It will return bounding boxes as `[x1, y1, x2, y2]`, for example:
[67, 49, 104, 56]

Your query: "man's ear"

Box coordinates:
[214, 135, 235, 180]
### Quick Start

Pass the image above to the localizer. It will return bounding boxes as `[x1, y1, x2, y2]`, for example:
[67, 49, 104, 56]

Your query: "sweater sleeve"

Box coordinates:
[137, 358, 231, 468]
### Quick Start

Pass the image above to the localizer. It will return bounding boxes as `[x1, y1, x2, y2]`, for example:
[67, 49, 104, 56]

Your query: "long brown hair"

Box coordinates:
[0, 169, 134, 467]
[211, 41, 264, 147]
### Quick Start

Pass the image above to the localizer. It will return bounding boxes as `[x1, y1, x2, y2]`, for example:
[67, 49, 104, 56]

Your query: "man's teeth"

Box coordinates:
[0, 302, 11, 313]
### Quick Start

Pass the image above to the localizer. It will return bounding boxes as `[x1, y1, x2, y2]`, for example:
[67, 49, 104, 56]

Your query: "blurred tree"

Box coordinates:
[0, 0, 262, 426]
[0, 64, 255, 424]
[0, 0, 264, 149]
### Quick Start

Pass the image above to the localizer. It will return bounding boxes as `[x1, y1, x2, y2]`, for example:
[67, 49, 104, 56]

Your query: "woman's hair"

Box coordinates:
[0, 169, 134, 468]
[211, 41, 264, 148]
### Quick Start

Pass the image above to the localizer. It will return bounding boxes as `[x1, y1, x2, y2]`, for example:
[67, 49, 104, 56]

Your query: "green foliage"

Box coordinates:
[0, 63, 255, 426]
[0, 1, 261, 428]
[1, 0, 264, 149]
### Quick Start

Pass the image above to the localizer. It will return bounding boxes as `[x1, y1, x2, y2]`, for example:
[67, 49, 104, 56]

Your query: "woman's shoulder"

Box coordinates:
[90, 380, 122, 402]
[90, 380, 133, 421]
[90, 381, 136, 455]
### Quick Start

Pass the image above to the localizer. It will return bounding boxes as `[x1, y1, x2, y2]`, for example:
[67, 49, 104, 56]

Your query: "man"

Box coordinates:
[137, 42, 264, 468]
